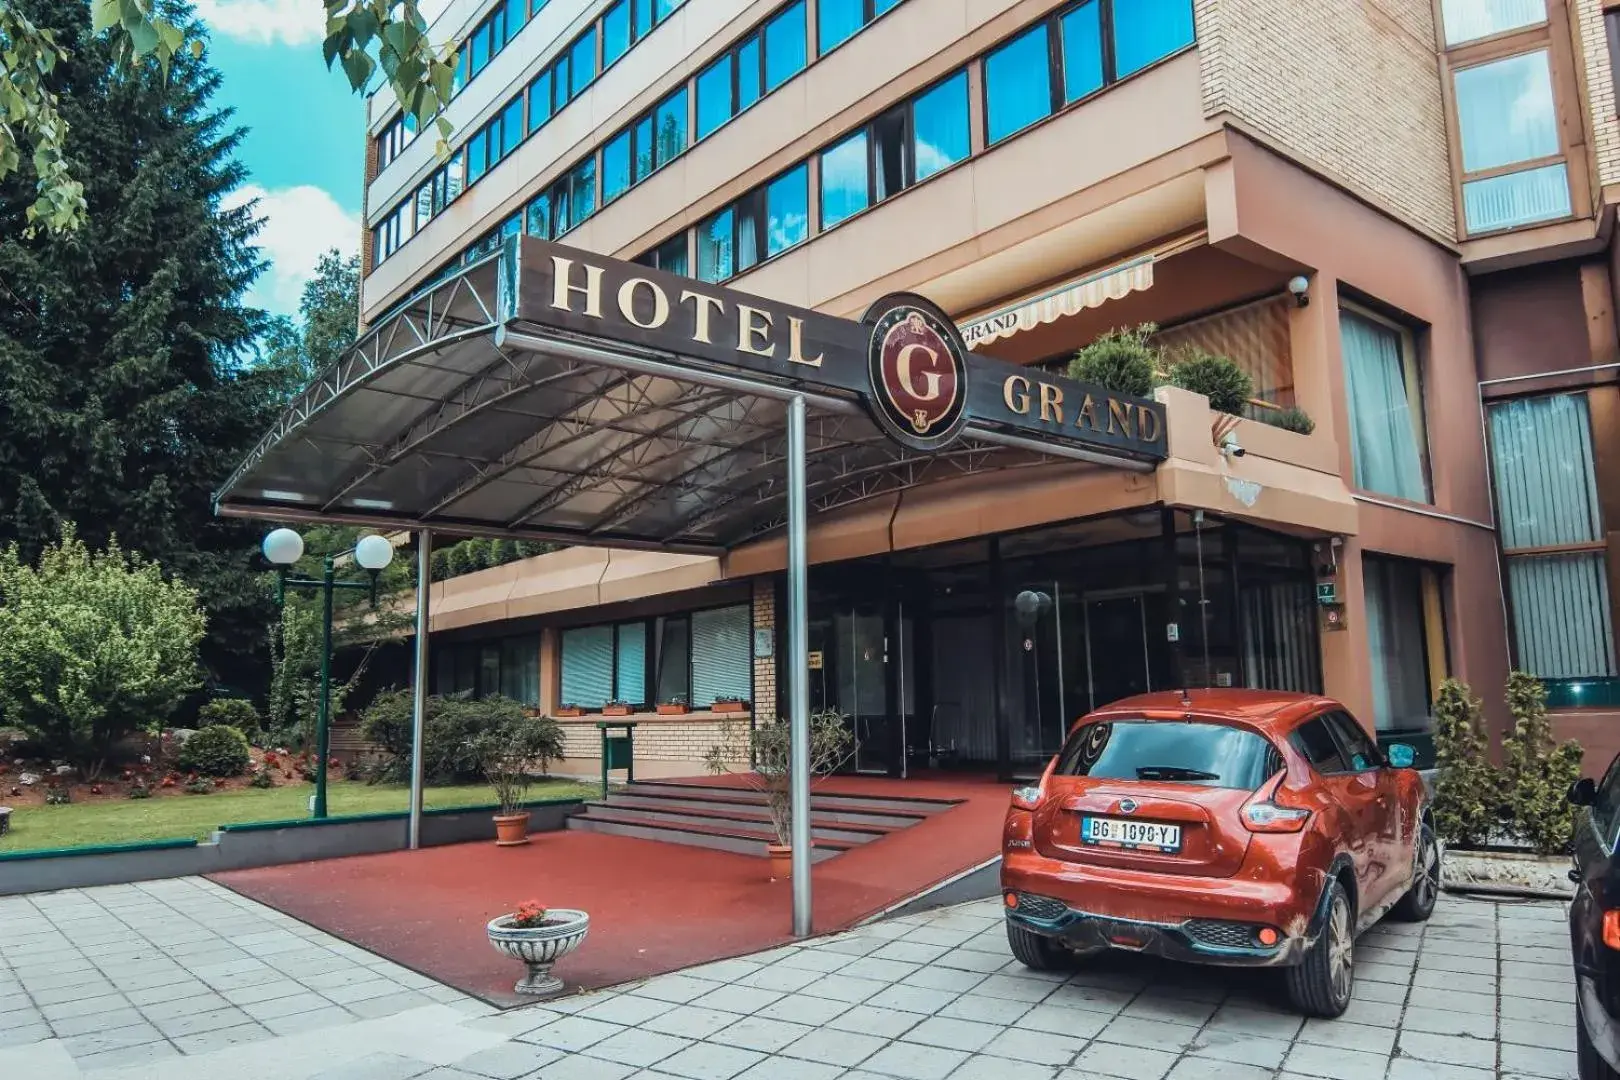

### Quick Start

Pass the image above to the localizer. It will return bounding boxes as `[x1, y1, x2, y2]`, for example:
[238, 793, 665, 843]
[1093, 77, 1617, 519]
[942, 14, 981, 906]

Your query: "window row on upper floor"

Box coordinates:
[378, 0, 1195, 277]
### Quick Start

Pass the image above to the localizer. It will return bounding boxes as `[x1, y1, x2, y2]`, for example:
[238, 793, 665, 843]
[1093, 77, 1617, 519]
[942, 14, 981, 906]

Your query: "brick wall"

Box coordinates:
[752, 577, 778, 722]
[1576, 0, 1620, 190]
[556, 716, 748, 764]
[1196, 0, 1457, 242]
[359, 133, 380, 314]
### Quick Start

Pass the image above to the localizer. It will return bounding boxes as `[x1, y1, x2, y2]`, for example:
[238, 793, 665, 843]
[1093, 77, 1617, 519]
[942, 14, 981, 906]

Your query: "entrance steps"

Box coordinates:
[565, 779, 962, 860]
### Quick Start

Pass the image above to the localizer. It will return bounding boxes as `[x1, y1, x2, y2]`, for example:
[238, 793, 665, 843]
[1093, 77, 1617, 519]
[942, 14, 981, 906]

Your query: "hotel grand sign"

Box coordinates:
[500, 236, 1167, 464]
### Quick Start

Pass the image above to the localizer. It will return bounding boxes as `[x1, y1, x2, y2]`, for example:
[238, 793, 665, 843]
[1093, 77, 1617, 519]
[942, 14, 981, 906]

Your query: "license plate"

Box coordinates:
[1082, 815, 1182, 853]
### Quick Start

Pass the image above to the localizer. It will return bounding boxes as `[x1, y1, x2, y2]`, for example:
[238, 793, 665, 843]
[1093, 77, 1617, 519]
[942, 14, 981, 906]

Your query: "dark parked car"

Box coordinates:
[1567, 756, 1620, 1078]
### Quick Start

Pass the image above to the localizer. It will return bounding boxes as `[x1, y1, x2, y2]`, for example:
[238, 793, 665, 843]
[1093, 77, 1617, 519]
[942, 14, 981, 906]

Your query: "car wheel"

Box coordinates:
[1285, 879, 1354, 1018]
[1006, 919, 1067, 971]
[1390, 822, 1440, 923]
[1580, 997, 1620, 1080]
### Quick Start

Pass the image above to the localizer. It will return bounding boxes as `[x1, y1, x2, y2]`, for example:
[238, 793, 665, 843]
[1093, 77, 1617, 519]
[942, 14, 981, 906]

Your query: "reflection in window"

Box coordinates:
[1340, 307, 1429, 502]
[636, 233, 690, 276]
[819, 131, 869, 228]
[985, 24, 1052, 144]
[1113, 0, 1195, 77]
[695, 3, 805, 141]
[1363, 557, 1443, 732]
[655, 616, 691, 705]
[1453, 50, 1569, 232]
[696, 165, 810, 282]
[570, 29, 597, 96]
[1060, 1, 1103, 102]
[526, 157, 596, 240]
[820, 70, 969, 228]
[1489, 393, 1617, 680]
[604, 88, 687, 203]
[912, 72, 970, 181]
[1440, 0, 1544, 46]
[819, 0, 896, 53]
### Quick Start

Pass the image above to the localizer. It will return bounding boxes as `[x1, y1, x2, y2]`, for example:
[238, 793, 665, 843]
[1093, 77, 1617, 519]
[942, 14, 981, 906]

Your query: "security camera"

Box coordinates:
[1220, 432, 1246, 458]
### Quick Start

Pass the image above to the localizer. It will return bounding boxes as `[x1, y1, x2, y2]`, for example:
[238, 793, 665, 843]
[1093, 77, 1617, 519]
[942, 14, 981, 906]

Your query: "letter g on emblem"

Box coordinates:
[860, 293, 969, 452]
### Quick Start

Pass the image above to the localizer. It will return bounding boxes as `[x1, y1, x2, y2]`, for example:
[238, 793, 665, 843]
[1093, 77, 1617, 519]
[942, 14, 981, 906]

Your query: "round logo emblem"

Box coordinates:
[1118, 798, 1138, 815]
[861, 294, 969, 452]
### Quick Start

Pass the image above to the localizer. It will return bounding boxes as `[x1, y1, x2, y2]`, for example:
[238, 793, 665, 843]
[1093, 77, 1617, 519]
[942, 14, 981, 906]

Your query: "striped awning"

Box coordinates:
[958, 255, 1156, 350]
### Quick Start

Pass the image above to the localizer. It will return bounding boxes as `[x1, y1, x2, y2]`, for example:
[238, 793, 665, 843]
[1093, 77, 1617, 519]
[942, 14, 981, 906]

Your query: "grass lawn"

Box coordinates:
[0, 778, 598, 853]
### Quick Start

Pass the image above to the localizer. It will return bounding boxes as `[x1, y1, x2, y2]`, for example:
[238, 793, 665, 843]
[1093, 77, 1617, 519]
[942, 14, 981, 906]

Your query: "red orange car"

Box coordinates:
[1000, 689, 1436, 1017]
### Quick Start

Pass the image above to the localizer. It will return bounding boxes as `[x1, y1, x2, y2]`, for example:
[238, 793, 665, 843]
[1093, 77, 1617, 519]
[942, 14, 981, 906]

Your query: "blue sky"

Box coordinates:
[197, 0, 373, 317]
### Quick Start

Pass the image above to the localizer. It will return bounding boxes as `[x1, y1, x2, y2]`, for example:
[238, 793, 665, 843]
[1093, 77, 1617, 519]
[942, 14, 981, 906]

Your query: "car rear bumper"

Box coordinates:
[1001, 848, 1322, 967]
[1581, 974, 1620, 1071]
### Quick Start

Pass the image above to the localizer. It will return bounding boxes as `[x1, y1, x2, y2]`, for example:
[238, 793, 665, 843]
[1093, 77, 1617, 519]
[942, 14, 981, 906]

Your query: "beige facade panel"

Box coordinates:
[1195, 0, 1456, 242]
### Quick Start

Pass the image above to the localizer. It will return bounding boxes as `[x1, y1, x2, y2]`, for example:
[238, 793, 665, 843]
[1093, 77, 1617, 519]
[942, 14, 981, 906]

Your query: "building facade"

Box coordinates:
[355, 0, 1620, 778]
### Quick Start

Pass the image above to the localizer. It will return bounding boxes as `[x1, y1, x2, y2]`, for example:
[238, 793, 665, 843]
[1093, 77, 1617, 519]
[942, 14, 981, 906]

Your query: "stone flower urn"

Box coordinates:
[486, 907, 589, 996]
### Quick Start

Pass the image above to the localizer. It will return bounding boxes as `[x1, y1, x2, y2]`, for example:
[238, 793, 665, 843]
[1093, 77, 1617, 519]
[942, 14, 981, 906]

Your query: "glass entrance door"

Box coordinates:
[807, 597, 911, 776]
[1084, 592, 1156, 709]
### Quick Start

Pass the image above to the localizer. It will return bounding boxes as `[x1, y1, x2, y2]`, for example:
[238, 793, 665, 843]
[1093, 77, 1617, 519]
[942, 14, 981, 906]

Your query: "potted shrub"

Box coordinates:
[485, 899, 590, 997]
[713, 696, 750, 716]
[704, 710, 855, 880]
[474, 717, 565, 846]
[602, 700, 633, 717]
[1167, 349, 1254, 415]
[1068, 324, 1162, 397]
[554, 703, 584, 718]
[656, 695, 690, 716]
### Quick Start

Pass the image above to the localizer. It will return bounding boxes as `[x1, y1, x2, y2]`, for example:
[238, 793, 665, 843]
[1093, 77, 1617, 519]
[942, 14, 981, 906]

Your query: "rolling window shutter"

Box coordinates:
[691, 605, 751, 706]
[561, 626, 613, 707]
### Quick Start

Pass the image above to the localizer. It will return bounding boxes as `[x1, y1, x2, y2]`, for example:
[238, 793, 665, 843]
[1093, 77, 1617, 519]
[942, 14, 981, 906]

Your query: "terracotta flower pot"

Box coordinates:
[603, 705, 632, 716]
[656, 704, 690, 715]
[767, 843, 792, 881]
[713, 700, 749, 715]
[494, 812, 531, 846]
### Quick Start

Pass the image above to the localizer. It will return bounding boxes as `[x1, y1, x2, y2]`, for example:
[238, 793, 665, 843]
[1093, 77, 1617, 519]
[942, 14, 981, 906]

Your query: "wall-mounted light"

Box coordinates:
[1287, 275, 1310, 308]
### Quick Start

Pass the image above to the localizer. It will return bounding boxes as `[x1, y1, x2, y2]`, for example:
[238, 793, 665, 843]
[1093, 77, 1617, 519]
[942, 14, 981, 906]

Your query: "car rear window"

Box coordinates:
[1053, 719, 1283, 790]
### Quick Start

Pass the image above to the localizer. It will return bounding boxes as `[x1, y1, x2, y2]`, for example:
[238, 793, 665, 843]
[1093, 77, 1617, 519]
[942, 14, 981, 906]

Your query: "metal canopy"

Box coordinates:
[216, 237, 1168, 553]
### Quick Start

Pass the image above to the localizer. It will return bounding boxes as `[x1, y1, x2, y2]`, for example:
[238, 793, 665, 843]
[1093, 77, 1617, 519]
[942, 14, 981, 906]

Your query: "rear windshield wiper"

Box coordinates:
[1135, 766, 1220, 781]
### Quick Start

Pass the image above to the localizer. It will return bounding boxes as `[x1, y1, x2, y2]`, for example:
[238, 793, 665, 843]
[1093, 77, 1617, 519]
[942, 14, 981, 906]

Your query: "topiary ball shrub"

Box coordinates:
[1262, 405, 1316, 435]
[177, 724, 251, 778]
[198, 698, 260, 736]
[1167, 351, 1254, 414]
[1068, 324, 1161, 398]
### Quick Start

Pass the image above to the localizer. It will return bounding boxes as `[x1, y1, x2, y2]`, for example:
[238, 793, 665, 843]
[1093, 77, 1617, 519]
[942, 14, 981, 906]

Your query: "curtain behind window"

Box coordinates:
[1340, 310, 1427, 501]
[1240, 581, 1321, 694]
[501, 636, 541, 705]
[1489, 394, 1617, 678]
[561, 626, 613, 707]
[1364, 558, 1432, 731]
[692, 606, 751, 705]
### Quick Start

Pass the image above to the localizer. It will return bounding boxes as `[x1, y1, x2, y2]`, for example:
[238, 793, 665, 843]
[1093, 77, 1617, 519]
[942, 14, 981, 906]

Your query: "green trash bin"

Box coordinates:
[598, 721, 637, 797]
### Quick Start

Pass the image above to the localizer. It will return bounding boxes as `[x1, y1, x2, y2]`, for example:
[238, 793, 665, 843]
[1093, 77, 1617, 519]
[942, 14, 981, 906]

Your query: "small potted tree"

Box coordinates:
[486, 899, 590, 997]
[705, 710, 855, 880]
[475, 717, 564, 846]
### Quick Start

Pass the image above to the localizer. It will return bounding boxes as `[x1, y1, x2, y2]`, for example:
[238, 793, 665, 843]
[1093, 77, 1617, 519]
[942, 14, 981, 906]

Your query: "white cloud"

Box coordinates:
[193, 0, 326, 46]
[227, 184, 361, 317]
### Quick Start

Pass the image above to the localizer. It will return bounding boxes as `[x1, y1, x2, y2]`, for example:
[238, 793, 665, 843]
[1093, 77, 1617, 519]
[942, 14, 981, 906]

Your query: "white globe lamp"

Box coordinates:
[262, 528, 304, 566]
[354, 534, 395, 572]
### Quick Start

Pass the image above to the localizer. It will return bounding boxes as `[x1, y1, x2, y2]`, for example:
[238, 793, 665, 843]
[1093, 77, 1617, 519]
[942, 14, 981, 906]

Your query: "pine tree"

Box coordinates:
[0, 0, 285, 698]
[1430, 678, 1495, 849]
[1501, 671, 1584, 855]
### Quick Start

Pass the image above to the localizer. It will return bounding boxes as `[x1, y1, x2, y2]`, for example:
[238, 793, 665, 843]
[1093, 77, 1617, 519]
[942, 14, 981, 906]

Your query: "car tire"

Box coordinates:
[1580, 998, 1620, 1080]
[1285, 879, 1354, 1018]
[1006, 920, 1067, 971]
[1390, 822, 1440, 923]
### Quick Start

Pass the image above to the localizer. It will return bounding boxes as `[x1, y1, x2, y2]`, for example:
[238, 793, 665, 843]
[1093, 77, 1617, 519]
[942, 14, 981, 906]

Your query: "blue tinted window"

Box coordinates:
[985, 24, 1052, 144]
[571, 30, 597, 96]
[1061, 2, 1103, 101]
[501, 213, 521, 237]
[603, 1, 631, 65]
[603, 132, 631, 202]
[912, 71, 968, 181]
[767, 165, 809, 256]
[819, 0, 863, 51]
[764, 3, 806, 90]
[504, 0, 526, 41]
[569, 158, 596, 229]
[696, 57, 732, 139]
[820, 130, 868, 227]
[531, 0, 548, 14]
[1113, 0, 1194, 77]
[632, 116, 655, 181]
[738, 36, 762, 111]
[552, 57, 571, 112]
[528, 70, 552, 130]
[469, 23, 490, 76]
[697, 208, 734, 282]
[501, 98, 524, 156]
[656, 0, 681, 18]
[651, 233, 687, 276]
[875, 0, 900, 13]
[634, 0, 653, 36]
[655, 89, 687, 166]
[466, 129, 488, 183]
[525, 193, 550, 238]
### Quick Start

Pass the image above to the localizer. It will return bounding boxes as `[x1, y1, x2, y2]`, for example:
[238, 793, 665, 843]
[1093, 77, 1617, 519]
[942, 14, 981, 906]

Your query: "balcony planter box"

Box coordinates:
[656, 703, 691, 716]
[554, 707, 585, 718]
[602, 704, 633, 717]
[713, 699, 750, 715]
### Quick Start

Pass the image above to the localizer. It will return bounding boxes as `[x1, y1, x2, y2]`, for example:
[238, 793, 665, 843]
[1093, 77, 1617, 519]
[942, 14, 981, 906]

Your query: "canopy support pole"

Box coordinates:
[787, 395, 812, 937]
[408, 529, 433, 850]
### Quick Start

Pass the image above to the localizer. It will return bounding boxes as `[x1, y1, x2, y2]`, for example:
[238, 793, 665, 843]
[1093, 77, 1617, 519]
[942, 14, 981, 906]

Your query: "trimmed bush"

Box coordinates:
[1167, 351, 1253, 414]
[1068, 325, 1161, 398]
[361, 691, 561, 784]
[198, 698, 260, 734]
[1431, 679, 1495, 849]
[176, 724, 251, 778]
[1501, 672, 1583, 855]
[1262, 405, 1315, 435]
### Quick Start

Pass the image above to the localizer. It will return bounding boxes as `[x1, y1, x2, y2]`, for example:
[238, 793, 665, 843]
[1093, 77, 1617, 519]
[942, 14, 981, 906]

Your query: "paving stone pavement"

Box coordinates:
[0, 878, 1581, 1079]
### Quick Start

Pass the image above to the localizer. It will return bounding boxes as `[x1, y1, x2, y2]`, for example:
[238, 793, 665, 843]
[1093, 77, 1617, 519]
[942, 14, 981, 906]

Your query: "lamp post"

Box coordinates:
[262, 528, 395, 819]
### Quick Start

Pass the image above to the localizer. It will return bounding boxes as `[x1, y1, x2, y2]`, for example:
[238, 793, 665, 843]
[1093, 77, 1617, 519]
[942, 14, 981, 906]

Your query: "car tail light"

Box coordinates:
[1603, 910, 1620, 950]
[1011, 783, 1044, 811]
[1241, 772, 1311, 833]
